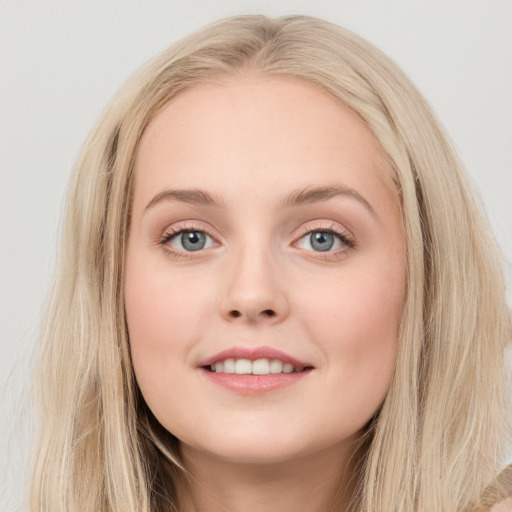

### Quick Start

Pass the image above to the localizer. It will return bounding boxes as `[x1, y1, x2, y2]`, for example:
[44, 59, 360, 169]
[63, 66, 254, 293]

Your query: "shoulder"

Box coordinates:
[485, 464, 512, 512]
[489, 497, 512, 512]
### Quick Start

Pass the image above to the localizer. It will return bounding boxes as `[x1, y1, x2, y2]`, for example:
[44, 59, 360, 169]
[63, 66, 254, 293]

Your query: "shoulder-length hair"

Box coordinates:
[31, 14, 511, 512]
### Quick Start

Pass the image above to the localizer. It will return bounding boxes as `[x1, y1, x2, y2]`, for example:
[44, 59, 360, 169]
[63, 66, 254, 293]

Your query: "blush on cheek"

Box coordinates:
[316, 273, 401, 378]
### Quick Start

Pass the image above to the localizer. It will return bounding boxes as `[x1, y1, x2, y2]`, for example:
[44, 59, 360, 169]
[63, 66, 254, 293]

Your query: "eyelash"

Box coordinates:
[293, 223, 355, 260]
[158, 222, 214, 260]
[158, 222, 355, 260]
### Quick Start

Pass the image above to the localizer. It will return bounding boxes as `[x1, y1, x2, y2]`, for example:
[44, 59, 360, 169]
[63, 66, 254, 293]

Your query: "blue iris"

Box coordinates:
[181, 231, 207, 251]
[310, 232, 335, 251]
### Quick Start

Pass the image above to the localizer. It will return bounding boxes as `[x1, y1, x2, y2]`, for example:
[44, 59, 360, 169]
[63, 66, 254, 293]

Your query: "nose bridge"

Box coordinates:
[221, 238, 289, 323]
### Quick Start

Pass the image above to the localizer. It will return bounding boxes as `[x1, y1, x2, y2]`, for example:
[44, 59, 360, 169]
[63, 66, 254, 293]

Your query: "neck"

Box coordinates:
[175, 441, 361, 512]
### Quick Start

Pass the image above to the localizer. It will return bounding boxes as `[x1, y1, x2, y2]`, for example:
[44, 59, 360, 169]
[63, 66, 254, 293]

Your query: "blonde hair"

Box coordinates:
[31, 15, 511, 512]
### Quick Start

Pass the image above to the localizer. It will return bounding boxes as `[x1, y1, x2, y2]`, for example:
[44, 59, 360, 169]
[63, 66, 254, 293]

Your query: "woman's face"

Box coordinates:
[125, 76, 405, 464]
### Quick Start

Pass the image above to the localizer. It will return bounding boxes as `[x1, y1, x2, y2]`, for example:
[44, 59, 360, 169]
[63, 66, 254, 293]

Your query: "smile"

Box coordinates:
[199, 346, 314, 394]
[209, 358, 304, 374]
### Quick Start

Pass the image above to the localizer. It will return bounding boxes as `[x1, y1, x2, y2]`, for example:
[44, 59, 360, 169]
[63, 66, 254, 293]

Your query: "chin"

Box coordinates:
[177, 422, 352, 467]
[185, 440, 310, 465]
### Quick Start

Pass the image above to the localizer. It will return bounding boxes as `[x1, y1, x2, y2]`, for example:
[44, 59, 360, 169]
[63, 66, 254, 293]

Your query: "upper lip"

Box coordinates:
[198, 345, 312, 368]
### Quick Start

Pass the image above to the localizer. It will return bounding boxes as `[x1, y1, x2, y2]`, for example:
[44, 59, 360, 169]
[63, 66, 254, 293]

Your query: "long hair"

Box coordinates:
[30, 15, 511, 511]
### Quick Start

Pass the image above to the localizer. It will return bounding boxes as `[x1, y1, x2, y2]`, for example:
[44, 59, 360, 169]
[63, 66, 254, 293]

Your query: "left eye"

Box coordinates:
[167, 230, 215, 252]
[296, 231, 347, 252]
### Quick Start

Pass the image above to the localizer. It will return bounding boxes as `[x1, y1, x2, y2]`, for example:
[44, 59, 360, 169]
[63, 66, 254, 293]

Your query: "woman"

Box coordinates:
[30, 15, 511, 512]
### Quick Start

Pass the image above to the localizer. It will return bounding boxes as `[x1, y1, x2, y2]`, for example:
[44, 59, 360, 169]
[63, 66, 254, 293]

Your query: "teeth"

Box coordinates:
[283, 363, 294, 374]
[210, 358, 304, 375]
[235, 359, 252, 374]
[252, 359, 270, 375]
[269, 360, 283, 373]
[223, 358, 235, 373]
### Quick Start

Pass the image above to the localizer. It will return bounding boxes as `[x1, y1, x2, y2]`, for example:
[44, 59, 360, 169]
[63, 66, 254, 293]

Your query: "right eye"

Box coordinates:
[164, 230, 216, 252]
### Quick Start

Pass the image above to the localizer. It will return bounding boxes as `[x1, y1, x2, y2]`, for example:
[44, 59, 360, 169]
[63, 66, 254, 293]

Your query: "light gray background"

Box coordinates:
[1, 0, 511, 509]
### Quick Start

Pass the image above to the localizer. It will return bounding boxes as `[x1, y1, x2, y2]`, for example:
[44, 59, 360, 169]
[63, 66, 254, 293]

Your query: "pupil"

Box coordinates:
[181, 231, 206, 251]
[310, 232, 334, 252]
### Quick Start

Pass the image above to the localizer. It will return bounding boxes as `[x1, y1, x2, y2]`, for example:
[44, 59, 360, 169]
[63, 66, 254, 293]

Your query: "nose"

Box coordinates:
[220, 248, 290, 324]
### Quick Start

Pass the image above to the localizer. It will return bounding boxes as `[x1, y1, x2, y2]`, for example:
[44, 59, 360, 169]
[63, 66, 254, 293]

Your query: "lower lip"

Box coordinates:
[200, 368, 313, 395]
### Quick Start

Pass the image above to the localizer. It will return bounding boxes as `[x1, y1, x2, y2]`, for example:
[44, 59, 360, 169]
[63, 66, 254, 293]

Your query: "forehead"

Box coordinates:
[132, 76, 394, 212]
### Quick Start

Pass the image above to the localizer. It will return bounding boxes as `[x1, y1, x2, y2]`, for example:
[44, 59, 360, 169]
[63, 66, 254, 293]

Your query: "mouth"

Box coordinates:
[198, 345, 314, 374]
[204, 357, 310, 375]
[198, 346, 314, 394]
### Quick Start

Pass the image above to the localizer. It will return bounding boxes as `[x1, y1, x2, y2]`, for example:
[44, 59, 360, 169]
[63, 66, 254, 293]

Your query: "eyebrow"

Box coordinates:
[144, 185, 375, 217]
[282, 185, 376, 216]
[145, 189, 226, 211]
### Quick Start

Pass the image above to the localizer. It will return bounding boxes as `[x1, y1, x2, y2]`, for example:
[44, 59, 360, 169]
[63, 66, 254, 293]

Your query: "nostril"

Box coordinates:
[228, 309, 276, 319]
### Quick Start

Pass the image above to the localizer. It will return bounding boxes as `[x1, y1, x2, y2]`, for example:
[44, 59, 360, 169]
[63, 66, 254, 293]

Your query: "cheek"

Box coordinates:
[303, 261, 403, 341]
[298, 259, 404, 401]
[125, 239, 215, 345]
[124, 253, 204, 400]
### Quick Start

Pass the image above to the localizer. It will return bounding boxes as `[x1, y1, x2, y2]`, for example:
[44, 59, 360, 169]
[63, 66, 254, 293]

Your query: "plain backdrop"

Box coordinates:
[1, 0, 511, 509]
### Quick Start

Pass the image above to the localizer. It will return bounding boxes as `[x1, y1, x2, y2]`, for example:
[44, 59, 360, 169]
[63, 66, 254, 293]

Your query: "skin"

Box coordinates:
[490, 498, 512, 512]
[125, 75, 406, 512]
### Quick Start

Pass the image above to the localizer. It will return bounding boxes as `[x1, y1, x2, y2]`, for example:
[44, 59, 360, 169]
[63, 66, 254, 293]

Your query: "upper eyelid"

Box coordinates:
[163, 227, 213, 240]
[293, 220, 353, 238]
[160, 220, 218, 238]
